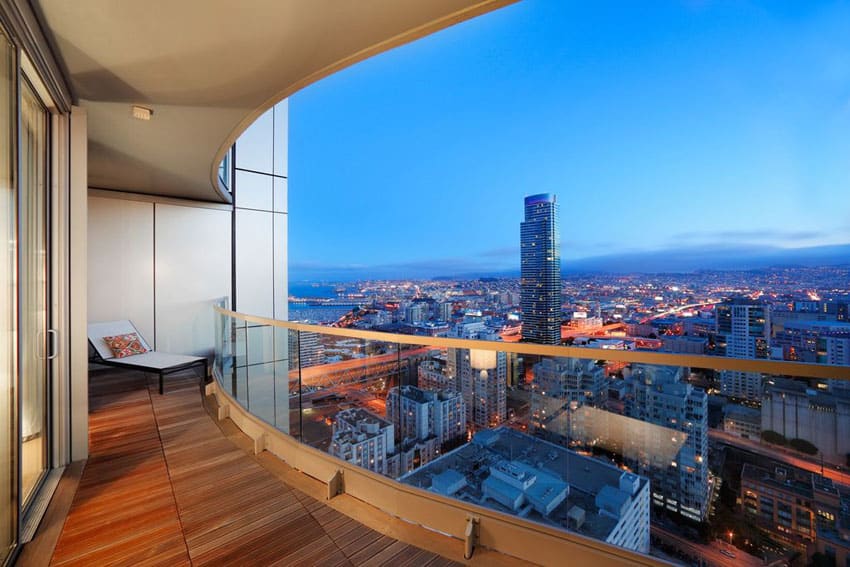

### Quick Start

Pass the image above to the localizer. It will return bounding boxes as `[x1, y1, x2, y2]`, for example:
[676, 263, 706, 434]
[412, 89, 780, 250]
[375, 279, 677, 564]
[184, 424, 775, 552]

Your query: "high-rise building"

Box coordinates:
[447, 324, 507, 430]
[520, 194, 561, 345]
[455, 348, 507, 430]
[404, 302, 427, 323]
[290, 330, 324, 368]
[386, 385, 466, 448]
[715, 298, 770, 401]
[531, 357, 607, 438]
[437, 301, 454, 322]
[622, 365, 709, 522]
[330, 408, 396, 476]
[741, 463, 841, 550]
[417, 359, 456, 392]
[534, 357, 607, 405]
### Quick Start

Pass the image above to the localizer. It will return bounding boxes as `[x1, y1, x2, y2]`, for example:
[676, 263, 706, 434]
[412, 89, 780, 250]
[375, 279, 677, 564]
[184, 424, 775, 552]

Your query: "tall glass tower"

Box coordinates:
[520, 194, 561, 344]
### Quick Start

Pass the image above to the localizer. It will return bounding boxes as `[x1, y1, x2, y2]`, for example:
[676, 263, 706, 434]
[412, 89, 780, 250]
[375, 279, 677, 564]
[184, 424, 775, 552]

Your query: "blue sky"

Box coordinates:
[289, 1, 850, 280]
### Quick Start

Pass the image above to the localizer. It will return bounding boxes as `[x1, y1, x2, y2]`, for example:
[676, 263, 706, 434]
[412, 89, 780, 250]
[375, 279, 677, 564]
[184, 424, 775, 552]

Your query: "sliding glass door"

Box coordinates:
[0, 24, 16, 566]
[19, 77, 49, 508]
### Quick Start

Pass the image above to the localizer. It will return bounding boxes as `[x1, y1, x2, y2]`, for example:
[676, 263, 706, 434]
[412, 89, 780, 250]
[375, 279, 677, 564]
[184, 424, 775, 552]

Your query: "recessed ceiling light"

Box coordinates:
[131, 105, 153, 121]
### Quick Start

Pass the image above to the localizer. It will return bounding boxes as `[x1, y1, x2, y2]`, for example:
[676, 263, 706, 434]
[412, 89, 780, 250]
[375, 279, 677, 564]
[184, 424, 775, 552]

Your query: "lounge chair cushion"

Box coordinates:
[106, 351, 204, 370]
[103, 332, 149, 358]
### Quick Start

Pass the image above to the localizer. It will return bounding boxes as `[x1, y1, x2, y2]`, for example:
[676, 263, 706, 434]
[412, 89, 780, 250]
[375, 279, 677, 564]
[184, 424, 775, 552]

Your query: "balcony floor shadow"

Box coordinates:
[41, 367, 480, 566]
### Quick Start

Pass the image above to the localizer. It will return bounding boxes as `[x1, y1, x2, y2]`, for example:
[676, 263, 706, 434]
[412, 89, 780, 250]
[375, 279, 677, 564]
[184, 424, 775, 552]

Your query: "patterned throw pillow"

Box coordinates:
[102, 332, 148, 358]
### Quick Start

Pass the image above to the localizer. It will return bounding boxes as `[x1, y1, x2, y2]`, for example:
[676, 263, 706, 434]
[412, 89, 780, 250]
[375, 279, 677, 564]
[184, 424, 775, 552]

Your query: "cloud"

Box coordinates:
[565, 242, 850, 274]
[290, 254, 517, 281]
[479, 246, 520, 258]
[670, 228, 827, 244]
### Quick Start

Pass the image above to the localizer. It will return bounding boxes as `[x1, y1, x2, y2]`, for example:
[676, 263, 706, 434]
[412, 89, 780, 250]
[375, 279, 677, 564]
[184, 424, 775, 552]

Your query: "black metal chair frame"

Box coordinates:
[88, 347, 209, 395]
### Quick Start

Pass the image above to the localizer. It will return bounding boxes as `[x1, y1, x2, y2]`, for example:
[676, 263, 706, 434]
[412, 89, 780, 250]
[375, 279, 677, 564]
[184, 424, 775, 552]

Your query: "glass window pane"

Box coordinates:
[273, 100, 287, 177]
[234, 108, 273, 173]
[19, 77, 49, 506]
[0, 25, 17, 562]
[235, 169, 272, 211]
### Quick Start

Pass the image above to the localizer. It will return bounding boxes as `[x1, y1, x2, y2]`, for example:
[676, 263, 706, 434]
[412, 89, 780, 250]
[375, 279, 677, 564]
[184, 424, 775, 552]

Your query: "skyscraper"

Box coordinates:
[715, 298, 770, 401]
[521, 193, 561, 344]
[447, 324, 507, 430]
[622, 365, 709, 522]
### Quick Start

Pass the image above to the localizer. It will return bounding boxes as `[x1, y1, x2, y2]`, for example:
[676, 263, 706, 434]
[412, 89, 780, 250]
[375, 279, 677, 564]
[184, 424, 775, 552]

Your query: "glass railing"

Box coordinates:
[212, 304, 850, 566]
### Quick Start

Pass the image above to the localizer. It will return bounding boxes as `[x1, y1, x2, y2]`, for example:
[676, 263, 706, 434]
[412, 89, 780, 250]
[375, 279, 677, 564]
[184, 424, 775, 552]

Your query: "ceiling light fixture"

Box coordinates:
[131, 105, 153, 121]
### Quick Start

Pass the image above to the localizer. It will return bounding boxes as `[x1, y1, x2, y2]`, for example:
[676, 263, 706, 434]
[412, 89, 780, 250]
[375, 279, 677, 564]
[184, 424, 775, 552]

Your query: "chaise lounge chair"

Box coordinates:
[88, 320, 208, 395]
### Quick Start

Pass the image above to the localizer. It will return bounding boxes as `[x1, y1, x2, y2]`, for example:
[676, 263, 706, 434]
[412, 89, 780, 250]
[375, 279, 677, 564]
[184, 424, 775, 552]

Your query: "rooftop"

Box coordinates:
[400, 427, 647, 544]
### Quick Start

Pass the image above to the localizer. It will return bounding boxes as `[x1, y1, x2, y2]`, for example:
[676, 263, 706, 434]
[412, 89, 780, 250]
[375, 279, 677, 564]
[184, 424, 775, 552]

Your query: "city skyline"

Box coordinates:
[290, 0, 850, 281]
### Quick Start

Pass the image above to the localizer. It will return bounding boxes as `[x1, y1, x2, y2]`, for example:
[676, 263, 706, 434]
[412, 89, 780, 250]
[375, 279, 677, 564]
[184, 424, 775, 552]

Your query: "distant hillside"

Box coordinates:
[563, 243, 850, 274]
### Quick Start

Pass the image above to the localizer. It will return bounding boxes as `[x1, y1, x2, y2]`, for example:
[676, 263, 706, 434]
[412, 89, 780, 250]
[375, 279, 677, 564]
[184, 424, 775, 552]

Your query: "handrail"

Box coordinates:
[212, 305, 850, 565]
[213, 305, 850, 380]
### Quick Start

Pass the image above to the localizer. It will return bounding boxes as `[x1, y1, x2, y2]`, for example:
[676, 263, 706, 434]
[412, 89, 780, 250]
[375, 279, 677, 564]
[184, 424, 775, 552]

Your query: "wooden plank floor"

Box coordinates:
[50, 368, 464, 566]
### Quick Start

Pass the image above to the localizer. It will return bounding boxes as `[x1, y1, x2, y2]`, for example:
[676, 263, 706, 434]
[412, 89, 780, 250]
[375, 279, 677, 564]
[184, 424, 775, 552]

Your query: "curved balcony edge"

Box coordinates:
[205, 375, 670, 567]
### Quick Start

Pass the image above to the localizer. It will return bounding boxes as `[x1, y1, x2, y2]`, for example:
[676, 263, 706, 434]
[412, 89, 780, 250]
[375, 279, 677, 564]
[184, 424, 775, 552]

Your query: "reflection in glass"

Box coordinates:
[19, 77, 49, 506]
[0, 25, 17, 562]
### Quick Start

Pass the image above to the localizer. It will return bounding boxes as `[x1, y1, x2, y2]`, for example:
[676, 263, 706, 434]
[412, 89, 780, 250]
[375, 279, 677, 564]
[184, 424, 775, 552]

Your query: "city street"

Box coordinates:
[652, 525, 763, 567]
[710, 429, 850, 487]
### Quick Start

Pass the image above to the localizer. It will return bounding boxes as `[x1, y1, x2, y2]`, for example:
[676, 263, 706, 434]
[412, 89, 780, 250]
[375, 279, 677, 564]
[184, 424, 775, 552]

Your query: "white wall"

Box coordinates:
[87, 193, 231, 356]
[88, 197, 155, 340]
[155, 204, 232, 355]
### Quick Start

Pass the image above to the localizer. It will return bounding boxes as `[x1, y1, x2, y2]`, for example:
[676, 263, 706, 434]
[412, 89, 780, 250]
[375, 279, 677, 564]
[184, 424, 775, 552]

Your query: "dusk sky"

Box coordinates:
[289, 1, 850, 281]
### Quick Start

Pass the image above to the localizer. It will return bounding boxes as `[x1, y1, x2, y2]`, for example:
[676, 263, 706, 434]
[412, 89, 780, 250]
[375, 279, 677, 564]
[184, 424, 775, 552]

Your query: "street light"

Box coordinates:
[727, 531, 734, 547]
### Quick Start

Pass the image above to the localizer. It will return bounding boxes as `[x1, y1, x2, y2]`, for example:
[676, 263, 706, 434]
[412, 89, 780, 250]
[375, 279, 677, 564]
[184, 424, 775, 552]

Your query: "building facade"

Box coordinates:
[520, 193, 561, 345]
[330, 408, 396, 476]
[715, 298, 770, 401]
[741, 463, 842, 553]
[623, 365, 709, 521]
[386, 385, 466, 448]
[447, 323, 507, 430]
[531, 357, 608, 438]
[762, 378, 850, 466]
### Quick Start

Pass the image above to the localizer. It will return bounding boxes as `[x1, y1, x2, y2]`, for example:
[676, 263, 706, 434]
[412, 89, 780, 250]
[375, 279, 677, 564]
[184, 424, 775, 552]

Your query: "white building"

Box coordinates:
[455, 348, 507, 430]
[722, 404, 761, 440]
[386, 385, 465, 448]
[404, 302, 427, 323]
[623, 365, 709, 521]
[417, 359, 456, 393]
[330, 408, 395, 476]
[715, 299, 770, 401]
[532, 357, 607, 438]
[437, 301, 453, 322]
[534, 357, 607, 404]
[447, 325, 507, 430]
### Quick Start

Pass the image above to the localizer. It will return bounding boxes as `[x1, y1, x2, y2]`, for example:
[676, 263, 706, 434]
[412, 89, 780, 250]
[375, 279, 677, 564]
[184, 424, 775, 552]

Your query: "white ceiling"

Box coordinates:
[34, 0, 513, 202]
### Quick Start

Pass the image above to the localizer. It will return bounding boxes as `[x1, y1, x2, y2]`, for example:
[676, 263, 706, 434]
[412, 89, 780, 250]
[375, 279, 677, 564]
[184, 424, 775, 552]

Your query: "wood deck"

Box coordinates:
[46, 369, 467, 566]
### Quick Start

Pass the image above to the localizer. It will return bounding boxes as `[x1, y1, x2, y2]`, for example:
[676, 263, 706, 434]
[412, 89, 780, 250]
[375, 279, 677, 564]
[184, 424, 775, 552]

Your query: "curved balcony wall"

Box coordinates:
[211, 304, 850, 566]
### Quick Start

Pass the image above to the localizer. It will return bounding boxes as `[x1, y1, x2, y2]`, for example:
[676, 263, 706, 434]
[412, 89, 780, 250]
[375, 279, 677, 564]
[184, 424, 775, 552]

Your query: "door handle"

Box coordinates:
[46, 329, 59, 360]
